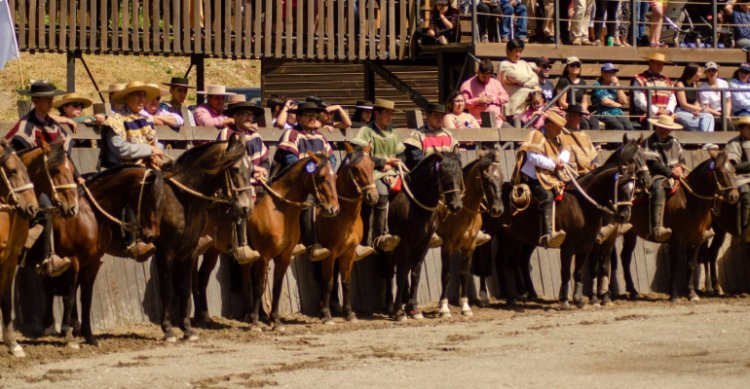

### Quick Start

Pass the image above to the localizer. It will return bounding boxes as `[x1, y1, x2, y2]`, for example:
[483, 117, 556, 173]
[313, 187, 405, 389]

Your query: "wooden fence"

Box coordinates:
[2, 124, 749, 333]
[11, 0, 420, 60]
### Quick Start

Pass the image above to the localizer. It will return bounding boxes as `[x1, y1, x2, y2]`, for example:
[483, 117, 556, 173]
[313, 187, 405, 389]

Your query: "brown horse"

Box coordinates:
[698, 215, 736, 296]
[243, 152, 339, 330]
[39, 164, 165, 348]
[0, 139, 40, 357]
[620, 150, 739, 301]
[384, 152, 464, 321]
[437, 149, 504, 317]
[316, 143, 377, 324]
[18, 141, 79, 218]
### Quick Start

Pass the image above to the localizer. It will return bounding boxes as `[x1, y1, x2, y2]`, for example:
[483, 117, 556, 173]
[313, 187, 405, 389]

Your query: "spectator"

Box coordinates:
[53, 92, 105, 126]
[730, 63, 750, 117]
[725, 1, 750, 49]
[460, 59, 510, 126]
[350, 100, 374, 129]
[161, 77, 192, 118]
[424, 0, 460, 45]
[107, 83, 127, 114]
[267, 95, 285, 121]
[519, 91, 546, 129]
[275, 99, 298, 129]
[570, 0, 596, 45]
[476, 0, 503, 42]
[648, 0, 665, 47]
[500, 0, 528, 42]
[700, 61, 733, 131]
[444, 91, 481, 128]
[635, 1, 650, 46]
[194, 85, 235, 129]
[632, 52, 676, 121]
[555, 56, 599, 129]
[535, 56, 556, 103]
[594, 0, 620, 45]
[498, 39, 538, 121]
[674, 64, 715, 132]
[142, 84, 184, 128]
[615, 0, 632, 46]
[524, 0, 555, 43]
[592, 63, 634, 130]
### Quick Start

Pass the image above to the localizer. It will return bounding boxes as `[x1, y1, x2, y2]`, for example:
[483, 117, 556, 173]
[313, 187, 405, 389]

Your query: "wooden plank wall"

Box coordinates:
[12, 0, 418, 60]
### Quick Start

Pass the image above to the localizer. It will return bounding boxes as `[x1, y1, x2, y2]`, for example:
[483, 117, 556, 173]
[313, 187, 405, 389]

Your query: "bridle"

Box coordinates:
[562, 162, 637, 216]
[258, 158, 334, 209]
[465, 162, 501, 214]
[338, 153, 377, 203]
[398, 160, 463, 213]
[42, 153, 79, 208]
[82, 168, 154, 233]
[680, 161, 737, 203]
[168, 167, 255, 205]
[0, 150, 35, 211]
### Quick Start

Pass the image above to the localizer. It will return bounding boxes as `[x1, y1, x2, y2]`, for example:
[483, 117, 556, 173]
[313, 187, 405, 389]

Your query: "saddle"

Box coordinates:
[632, 178, 680, 205]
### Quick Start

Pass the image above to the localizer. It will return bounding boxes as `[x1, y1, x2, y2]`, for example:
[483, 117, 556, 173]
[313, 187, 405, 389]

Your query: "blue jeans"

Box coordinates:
[500, 1, 528, 39]
[636, 1, 649, 40]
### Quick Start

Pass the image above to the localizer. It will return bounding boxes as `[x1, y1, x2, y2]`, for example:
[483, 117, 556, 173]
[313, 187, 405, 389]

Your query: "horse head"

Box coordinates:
[342, 142, 378, 206]
[40, 140, 79, 218]
[0, 140, 39, 219]
[224, 133, 255, 219]
[305, 151, 339, 217]
[705, 148, 739, 205]
[621, 133, 652, 194]
[435, 151, 464, 214]
[475, 147, 504, 217]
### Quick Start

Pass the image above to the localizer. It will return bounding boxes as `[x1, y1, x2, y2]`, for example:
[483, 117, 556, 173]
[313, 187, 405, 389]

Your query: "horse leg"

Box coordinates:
[41, 280, 57, 336]
[406, 247, 429, 320]
[319, 256, 336, 325]
[459, 248, 475, 316]
[620, 231, 640, 299]
[572, 249, 591, 308]
[176, 260, 198, 341]
[559, 248, 573, 309]
[438, 247, 452, 318]
[382, 252, 395, 314]
[669, 240, 682, 302]
[155, 253, 178, 342]
[246, 260, 267, 331]
[687, 245, 701, 302]
[79, 263, 101, 346]
[599, 244, 614, 305]
[472, 241, 491, 307]
[61, 275, 79, 349]
[519, 242, 538, 300]
[329, 260, 342, 315]
[587, 244, 601, 304]
[707, 229, 726, 295]
[270, 257, 291, 331]
[392, 248, 410, 321]
[1, 277, 24, 357]
[193, 249, 219, 327]
[339, 256, 357, 322]
[498, 238, 520, 304]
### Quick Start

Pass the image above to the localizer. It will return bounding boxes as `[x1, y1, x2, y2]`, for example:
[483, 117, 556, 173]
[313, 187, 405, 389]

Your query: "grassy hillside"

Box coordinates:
[0, 53, 261, 122]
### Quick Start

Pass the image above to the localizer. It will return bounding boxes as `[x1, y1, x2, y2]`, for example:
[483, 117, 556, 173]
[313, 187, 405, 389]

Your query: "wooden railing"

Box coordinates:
[10, 0, 420, 60]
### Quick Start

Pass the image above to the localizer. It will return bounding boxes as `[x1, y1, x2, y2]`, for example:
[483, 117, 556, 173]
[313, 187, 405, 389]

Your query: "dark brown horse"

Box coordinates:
[698, 217, 736, 296]
[0, 139, 40, 357]
[243, 152, 338, 330]
[316, 143, 377, 324]
[384, 152, 464, 321]
[40, 165, 165, 348]
[437, 149, 504, 317]
[620, 150, 738, 301]
[155, 136, 253, 342]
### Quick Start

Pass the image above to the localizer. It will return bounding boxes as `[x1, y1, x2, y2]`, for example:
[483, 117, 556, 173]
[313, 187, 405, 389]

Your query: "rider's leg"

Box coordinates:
[530, 179, 565, 248]
[300, 195, 330, 262]
[124, 206, 157, 261]
[34, 193, 71, 277]
[372, 179, 400, 253]
[740, 184, 750, 242]
[231, 218, 261, 264]
[648, 177, 672, 242]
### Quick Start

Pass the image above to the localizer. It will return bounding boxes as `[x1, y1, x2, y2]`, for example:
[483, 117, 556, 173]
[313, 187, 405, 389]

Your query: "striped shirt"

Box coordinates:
[5, 109, 71, 151]
[404, 125, 458, 156]
[217, 126, 269, 167]
[275, 125, 335, 171]
[103, 107, 158, 146]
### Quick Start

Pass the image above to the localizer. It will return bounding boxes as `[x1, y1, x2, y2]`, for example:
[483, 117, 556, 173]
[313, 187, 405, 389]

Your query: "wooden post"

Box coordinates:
[406, 109, 424, 129]
[364, 62, 375, 102]
[480, 112, 497, 128]
[66, 51, 76, 92]
[438, 52, 448, 104]
[193, 54, 206, 104]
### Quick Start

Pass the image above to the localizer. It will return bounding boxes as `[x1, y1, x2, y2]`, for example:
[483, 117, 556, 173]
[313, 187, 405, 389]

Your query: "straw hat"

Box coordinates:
[17, 80, 65, 97]
[196, 85, 235, 96]
[111, 81, 161, 104]
[372, 98, 403, 113]
[733, 116, 750, 127]
[146, 83, 170, 97]
[52, 92, 93, 109]
[355, 100, 374, 110]
[648, 115, 683, 130]
[227, 94, 247, 107]
[107, 83, 127, 95]
[224, 101, 266, 117]
[643, 52, 669, 63]
[545, 110, 567, 128]
[423, 103, 446, 114]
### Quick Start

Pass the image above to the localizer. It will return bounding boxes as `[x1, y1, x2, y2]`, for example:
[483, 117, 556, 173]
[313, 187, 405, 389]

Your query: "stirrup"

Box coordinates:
[618, 223, 633, 235]
[700, 228, 715, 244]
[475, 230, 492, 247]
[36, 255, 72, 278]
[25, 224, 44, 250]
[595, 224, 618, 245]
[127, 241, 156, 262]
[353, 245, 375, 262]
[307, 244, 331, 262]
[195, 236, 214, 255]
[292, 243, 307, 256]
[539, 230, 566, 249]
[233, 245, 261, 265]
[648, 227, 672, 243]
[428, 233, 443, 248]
[374, 234, 401, 252]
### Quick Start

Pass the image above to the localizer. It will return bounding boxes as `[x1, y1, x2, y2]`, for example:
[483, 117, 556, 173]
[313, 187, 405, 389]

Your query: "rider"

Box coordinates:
[514, 110, 570, 249]
[273, 101, 337, 262]
[100, 81, 166, 260]
[725, 116, 750, 242]
[6, 80, 78, 277]
[351, 98, 406, 256]
[216, 101, 268, 264]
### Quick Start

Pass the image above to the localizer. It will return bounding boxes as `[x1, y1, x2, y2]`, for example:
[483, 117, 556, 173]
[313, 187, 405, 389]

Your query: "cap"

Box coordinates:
[705, 61, 719, 71]
[601, 63, 619, 73]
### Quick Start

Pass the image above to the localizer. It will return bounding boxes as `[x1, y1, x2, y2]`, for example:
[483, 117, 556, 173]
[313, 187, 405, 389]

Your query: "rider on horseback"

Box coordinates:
[515, 110, 569, 249]
[6, 81, 79, 277]
[351, 98, 404, 255]
[215, 101, 267, 264]
[274, 101, 336, 261]
[99, 81, 166, 260]
[725, 116, 750, 242]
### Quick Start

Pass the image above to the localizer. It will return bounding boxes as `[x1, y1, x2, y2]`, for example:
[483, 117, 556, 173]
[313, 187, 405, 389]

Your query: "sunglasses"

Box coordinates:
[66, 102, 85, 109]
[569, 63, 581, 68]
[541, 65, 552, 70]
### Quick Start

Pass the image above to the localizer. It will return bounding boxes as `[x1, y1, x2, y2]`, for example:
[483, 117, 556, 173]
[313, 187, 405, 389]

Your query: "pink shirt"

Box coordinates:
[519, 108, 545, 130]
[194, 103, 228, 129]
[460, 76, 509, 126]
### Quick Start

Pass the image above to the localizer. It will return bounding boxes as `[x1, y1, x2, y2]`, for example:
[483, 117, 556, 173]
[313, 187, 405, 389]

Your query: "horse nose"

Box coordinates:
[241, 206, 252, 217]
[448, 201, 462, 213]
[491, 205, 504, 217]
[366, 192, 378, 206]
[328, 206, 339, 216]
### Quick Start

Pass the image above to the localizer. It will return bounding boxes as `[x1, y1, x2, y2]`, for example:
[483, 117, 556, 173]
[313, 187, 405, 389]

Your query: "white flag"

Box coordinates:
[0, 0, 20, 70]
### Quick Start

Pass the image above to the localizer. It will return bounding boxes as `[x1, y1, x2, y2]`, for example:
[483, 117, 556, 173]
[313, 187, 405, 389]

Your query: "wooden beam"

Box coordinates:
[364, 60, 430, 108]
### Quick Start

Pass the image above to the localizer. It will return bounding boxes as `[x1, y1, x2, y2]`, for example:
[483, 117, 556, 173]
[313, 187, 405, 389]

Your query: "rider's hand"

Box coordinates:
[555, 160, 565, 170]
[150, 145, 165, 157]
[77, 176, 86, 185]
[672, 166, 683, 178]
[253, 166, 268, 179]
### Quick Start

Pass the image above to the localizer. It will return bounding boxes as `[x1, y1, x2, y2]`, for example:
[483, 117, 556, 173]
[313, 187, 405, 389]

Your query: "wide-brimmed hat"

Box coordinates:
[111, 81, 162, 104]
[107, 83, 127, 95]
[196, 85, 235, 96]
[564, 104, 587, 115]
[734, 116, 750, 127]
[536, 56, 554, 67]
[162, 77, 194, 88]
[372, 98, 403, 113]
[306, 96, 328, 108]
[18, 80, 65, 97]
[705, 61, 719, 71]
[545, 110, 567, 128]
[355, 100, 374, 110]
[228, 94, 247, 107]
[288, 101, 326, 115]
[146, 83, 170, 97]
[224, 101, 266, 117]
[648, 115, 683, 130]
[643, 52, 669, 63]
[423, 103, 446, 114]
[52, 93, 93, 109]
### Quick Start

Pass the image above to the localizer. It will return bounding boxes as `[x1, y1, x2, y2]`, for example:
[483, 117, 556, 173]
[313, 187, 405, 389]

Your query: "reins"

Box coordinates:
[257, 177, 314, 208]
[562, 164, 635, 216]
[397, 161, 461, 213]
[338, 155, 376, 203]
[0, 153, 35, 212]
[679, 167, 735, 202]
[81, 169, 153, 231]
[463, 162, 501, 214]
[42, 153, 78, 206]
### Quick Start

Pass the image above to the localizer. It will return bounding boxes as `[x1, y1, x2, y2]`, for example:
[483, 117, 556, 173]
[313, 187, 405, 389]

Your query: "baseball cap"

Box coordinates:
[705, 61, 719, 71]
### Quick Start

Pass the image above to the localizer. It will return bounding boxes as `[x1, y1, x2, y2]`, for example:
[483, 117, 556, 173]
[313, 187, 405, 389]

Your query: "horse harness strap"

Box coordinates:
[678, 176, 733, 202]
[81, 182, 135, 230]
[562, 164, 618, 216]
[338, 168, 376, 203]
[168, 176, 231, 204]
[0, 155, 35, 212]
[43, 153, 78, 204]
[257, 177, 314, 208]
[397, 162, 441, 213]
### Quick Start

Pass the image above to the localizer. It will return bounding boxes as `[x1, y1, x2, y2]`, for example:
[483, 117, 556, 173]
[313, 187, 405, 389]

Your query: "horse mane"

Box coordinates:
[0, 139, 14, 165]
[46, 141, 68, 169]
[603, 139, 639, 167]
[462, 150, 498, 174]
[272, 152, 330, 183]
[338, 145, 366, 174]
[169, 140, 246, 177]
[86, 164, 145, 184]
[411, 152, 462, 177]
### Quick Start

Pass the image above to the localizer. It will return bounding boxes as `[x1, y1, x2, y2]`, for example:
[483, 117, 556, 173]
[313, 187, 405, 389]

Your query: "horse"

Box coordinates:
[620, 149, 738, 301]
[437, 149, 504, 317]
[698, 219, 733, 296]
[383, 152, 464, 321]
[18, 140, 79, 218]
[243, 151, 339, 330]
[316, 143, 378, 324]
[0, 139, 40, 357]
[39, 165, 165, 348]
[499, 136, 646, 308]
[155, 136, 254, 342]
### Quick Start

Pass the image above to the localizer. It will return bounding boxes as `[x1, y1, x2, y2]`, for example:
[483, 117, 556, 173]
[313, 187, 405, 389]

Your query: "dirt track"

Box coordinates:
[2, 296, 750, 388]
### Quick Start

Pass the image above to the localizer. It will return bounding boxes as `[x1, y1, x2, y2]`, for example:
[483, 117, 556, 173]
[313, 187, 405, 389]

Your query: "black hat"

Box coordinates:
[267, 97, 285, 108]
[423, 103, 446, 114]
[305, 96, 328, 108]
[289, 101, 326, 115]
[536, 56, 554, 67]
[162, 77, 194, 88]
[565, 104, 587, 115]
[224, 101, 266, 117]
[17, 80, 65, 97]
[355, 100, 374, 110]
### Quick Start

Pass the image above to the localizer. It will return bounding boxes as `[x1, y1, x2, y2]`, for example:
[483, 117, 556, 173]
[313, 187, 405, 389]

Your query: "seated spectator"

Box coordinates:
[500, 0, 528, 42]
[350, 100, 374, 129]
[591, 63, 633, 130]
[161, 77, 192, 118]
[519, 91, 545, 129]
[498, 39, 538, 121]
[725, 0, 750, 49]
[107, 83, 127, 113]
[194, 85, 235, 129]
[142, 84, 184, 128]
[53, 92, 105, 126]
[730, 63, 750, 117]
[476, 0, 503, 42]
[444, 91, 480, 128]
[267, 95, 285, 122]
[460, 59, 510, 126]
[275, 99, 298, 129]
[699, 61, 733, 131]
[424, 0, 460, 45]
[632, 52, 676, 122]
[555, 56, 599, 129]
[674, 64, 715, 132]
[535, 56, 556, 103]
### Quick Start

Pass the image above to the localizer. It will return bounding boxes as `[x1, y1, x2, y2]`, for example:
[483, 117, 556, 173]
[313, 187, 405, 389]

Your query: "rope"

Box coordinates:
[168, 177, 230, 204]
[397, 162, 440, 212]
[256, 177, 313, 208]
[678, 177, 722, 201]
[80, 182, 134, 230]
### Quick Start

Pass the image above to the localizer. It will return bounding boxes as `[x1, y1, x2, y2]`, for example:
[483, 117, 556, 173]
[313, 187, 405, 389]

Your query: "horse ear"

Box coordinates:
[344, 142, 354, 154]
[477, 148, 486, 158]
[716, 150, 728, 166]
[622, 133, 630, 144]
[306, 150, 321, 163]
[637, 134, 645, 145]
[40, 137, 50, 152]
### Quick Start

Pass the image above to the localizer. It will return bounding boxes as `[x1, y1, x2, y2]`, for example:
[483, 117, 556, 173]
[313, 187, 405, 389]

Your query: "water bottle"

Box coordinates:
[606, 37, 614, 47]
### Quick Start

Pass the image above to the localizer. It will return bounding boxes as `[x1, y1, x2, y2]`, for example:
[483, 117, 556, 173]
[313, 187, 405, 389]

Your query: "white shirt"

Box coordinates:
[521, 149, 571, 180]
[730, 78, 750, 115]
[633, 89, 677, 115]
[699, 79, 731, 112]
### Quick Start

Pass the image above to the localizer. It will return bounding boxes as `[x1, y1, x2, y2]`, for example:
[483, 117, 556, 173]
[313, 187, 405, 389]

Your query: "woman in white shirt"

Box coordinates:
[443, 91, 480, 129]
[699, 61, 733, 131]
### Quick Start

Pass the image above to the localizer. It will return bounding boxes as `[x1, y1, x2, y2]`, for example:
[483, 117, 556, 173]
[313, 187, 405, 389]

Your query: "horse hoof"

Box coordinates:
[345, 313, 358, 322]
[66, 341, 80, 350]
[574, 300, 585, 309]
[461, 309, 474, 317]
[164, 336, 178, 343]
[249, 324, 263, 332]
[323, 319, 336, 326]
[628, 291, 640, 301]
[669, 296, 680, 303]
[559, 301, 573, 310]
[440, 311, 452, 319]
[409, 311, 424, 320]
[43, 325, 58, 337]
[690, 294, 701, 302]
[394, 314, 407, 322]
[272, 324, 286, 332]
[9, 344, 25, 358]
[85, 338, 100, 347]
[184, 334, 199, 342]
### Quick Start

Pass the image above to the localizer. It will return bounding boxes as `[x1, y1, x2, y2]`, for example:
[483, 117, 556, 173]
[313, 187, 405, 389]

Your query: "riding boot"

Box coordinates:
[474, 230, 492, 247]
[648, 201, 672, 243]
[301, 205, 330, 262]
[232, 219, 261, 265]
[538, 200, 566, 249]
[353, 245, 375, 262]
[740, 188, 750, 242]
[372, 199, 400, 252]
[596, 223, 618, 244]
[123, 206, 156, 262]
[34, 194, 71, 278]
[428, 233, 444, 248]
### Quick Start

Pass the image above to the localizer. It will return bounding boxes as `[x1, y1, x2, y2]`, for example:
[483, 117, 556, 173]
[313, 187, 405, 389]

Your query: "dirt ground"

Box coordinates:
[1, 296, 749, 388]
